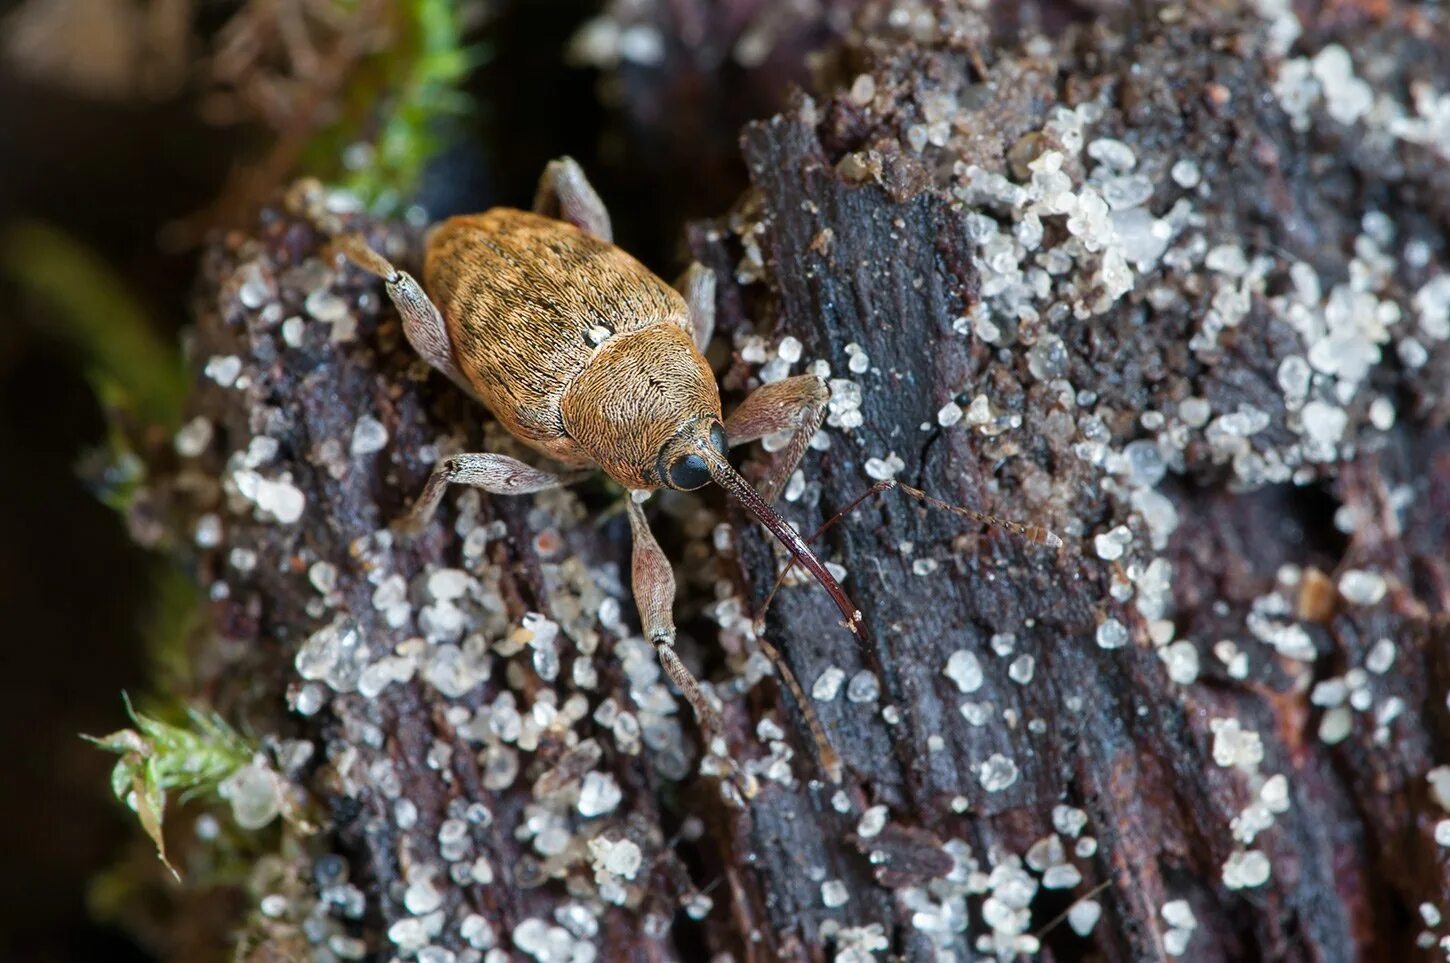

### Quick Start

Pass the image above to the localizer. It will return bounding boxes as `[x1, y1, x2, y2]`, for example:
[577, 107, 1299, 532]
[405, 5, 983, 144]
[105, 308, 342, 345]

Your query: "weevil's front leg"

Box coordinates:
[533, 157, 613, 242]
[725, 374, 830, 505]
[399, 453, 579, 534]
[625, 498, 717, 736]
[626, 499, 757, 795]
[674, 263, 716, 351]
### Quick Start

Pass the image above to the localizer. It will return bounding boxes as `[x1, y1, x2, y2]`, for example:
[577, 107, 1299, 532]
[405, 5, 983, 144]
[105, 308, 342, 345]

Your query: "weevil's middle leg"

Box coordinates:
[674, 263, 717, 352]
[755, 635, 843, 783]
[533, 157, 613, 242]
[399, 452, 580, 534]
[725, 374, 830, 505]
[625, 499, 705, 727]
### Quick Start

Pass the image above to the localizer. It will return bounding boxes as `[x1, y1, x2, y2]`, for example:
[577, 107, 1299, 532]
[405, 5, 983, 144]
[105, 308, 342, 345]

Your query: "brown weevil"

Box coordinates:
[293, 158, 1058, 787]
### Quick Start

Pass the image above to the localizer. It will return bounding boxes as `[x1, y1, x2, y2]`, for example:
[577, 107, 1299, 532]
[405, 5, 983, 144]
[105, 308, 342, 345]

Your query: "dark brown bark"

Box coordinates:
[684, 5, 1450, 961]
[156, 2, 1448, 961]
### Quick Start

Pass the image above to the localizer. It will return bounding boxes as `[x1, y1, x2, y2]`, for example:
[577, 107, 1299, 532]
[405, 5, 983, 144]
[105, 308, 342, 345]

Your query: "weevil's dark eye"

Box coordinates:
[668, 453, 711, 490]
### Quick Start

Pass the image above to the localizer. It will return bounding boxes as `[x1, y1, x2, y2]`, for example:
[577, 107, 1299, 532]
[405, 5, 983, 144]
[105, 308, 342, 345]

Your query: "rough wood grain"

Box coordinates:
[149, 2, 1449, 961]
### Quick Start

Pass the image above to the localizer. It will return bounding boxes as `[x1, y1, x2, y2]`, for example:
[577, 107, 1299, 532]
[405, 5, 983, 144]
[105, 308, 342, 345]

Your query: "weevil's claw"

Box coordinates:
[282, 177, 323, 217]
[388, 513, 429, 542]
[700, 737, 759, 802]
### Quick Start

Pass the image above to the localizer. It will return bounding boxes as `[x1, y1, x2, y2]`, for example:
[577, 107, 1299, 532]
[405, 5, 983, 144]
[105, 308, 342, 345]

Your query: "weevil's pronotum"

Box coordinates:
[293, 159, 1058, 785]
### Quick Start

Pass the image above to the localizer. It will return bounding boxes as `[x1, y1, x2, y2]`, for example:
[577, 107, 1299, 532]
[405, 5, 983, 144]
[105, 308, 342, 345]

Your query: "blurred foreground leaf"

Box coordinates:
[0, 221, 185, 431]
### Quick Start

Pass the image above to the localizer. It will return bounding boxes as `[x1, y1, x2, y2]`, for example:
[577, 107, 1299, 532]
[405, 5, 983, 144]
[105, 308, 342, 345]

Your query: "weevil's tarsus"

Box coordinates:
[283, 177, 344, 236]
[756, 635, 843, 783]
[966, 40, 989, 82]
[329, 230, 397, 281]
[533, 156, 613, 242]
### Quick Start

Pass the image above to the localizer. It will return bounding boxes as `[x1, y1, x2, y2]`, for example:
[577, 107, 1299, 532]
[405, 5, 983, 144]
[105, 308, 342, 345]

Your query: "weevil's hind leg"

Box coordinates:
[398, 452, 580, 535]
[674, 263, 716, 351]
[626, 499, 758, 797]
[325, 233, 478, 399]
[533, 157, 613, 242]
[725, 374, 830, 505]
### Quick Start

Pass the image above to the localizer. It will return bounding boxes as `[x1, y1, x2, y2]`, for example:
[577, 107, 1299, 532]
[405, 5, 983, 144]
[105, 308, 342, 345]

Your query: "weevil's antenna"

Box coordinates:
[752, 480, 1062, 633]
[701, 447, 851, 784]
[701, 448, 864, 639]
[896, 482, 1063, 549]
[753, 481, 895, 633]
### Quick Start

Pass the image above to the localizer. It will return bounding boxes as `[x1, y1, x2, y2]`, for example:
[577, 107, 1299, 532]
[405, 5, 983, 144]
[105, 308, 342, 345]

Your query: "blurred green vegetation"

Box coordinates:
[0, 222, 186, 427]
[308, 0, 481, 213]
[0, 221, 183, 514]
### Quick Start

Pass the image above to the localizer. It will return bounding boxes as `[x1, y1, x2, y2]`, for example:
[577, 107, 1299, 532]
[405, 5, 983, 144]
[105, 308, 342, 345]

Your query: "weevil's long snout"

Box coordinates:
[698, 447, 864, 638]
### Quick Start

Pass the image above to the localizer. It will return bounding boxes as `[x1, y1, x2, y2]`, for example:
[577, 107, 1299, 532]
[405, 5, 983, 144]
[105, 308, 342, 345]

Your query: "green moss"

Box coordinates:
[0, 220, 186, 514]
[305, 0, 482, 213]
[39, 0, 482, 913]
[85, 696, 259, 881]
[143, 564, 206, 692]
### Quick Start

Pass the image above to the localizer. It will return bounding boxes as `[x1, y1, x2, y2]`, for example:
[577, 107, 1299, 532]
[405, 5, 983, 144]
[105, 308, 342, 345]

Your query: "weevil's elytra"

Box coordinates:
[424, 209, 709, 480]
